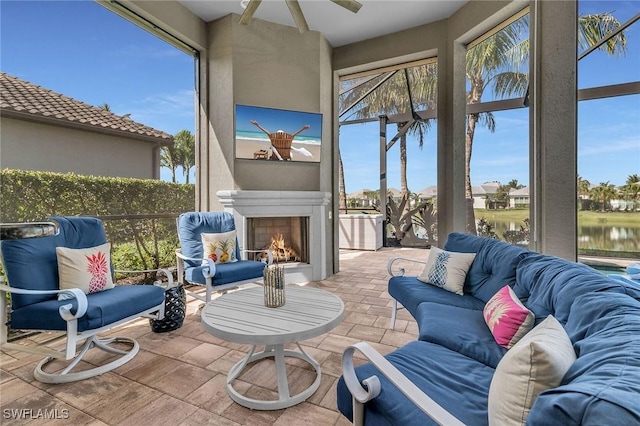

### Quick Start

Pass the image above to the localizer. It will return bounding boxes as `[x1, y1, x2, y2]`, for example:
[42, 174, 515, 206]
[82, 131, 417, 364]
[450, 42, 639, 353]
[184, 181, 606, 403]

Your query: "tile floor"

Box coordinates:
[1, 247, 428, 426]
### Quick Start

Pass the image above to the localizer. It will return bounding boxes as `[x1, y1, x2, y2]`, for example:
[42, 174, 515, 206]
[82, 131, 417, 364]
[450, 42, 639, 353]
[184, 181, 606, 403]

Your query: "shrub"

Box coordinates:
[1, 169, 194, 270]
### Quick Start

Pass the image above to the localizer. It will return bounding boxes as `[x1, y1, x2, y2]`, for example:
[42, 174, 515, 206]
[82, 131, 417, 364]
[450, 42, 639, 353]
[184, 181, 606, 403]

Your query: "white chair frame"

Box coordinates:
[387, 257, 429, 329]
[342, 342, 465, 426]
[0, 269, 172, 384]
[176, 249, 273, 303]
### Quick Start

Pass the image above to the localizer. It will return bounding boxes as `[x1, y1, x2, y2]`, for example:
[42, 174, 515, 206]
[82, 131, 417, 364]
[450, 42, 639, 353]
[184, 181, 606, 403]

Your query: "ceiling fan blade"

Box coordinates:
[239, 0, 262, 25]
[330, 0, 363, 14]
[285, 0, 309, 33]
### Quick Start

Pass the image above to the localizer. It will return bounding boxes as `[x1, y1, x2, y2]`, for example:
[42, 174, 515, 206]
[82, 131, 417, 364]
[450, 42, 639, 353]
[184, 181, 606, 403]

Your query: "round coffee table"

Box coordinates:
[201, 285, 344, 410]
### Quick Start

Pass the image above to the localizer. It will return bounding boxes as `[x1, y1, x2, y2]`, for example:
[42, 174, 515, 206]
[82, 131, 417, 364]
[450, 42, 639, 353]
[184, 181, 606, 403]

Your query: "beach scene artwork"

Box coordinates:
[235, 104, 322, 162]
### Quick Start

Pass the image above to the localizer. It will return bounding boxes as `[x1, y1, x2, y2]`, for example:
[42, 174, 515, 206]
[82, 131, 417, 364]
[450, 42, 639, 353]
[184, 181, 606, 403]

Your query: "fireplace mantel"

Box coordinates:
[217, 190, 331, 283]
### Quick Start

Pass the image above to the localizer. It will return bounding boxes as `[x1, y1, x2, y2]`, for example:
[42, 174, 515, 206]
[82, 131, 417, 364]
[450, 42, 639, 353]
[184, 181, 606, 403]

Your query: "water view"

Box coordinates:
[488, 219, 640, 255]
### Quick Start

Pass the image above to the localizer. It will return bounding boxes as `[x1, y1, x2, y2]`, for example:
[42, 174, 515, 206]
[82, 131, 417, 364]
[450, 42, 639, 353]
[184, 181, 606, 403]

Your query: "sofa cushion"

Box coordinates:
[10, 284, 165, 332]
[527, 292, 640, 425]
[336, 340, 494, 426]
[444, 233, 531, 303]
[388, 276, 485, 319]
[513, 254, 632, 324]
[483, 285, 535, 349]
[417, 247, 476, 295]
[184, 260, 266, 285]
[416, 302, 506, 368]
[488, 315, 576, 426]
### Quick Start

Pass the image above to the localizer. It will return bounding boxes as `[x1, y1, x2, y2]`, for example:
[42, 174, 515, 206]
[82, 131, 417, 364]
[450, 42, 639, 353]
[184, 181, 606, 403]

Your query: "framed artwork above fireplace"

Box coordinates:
[235, 104, 322, 163]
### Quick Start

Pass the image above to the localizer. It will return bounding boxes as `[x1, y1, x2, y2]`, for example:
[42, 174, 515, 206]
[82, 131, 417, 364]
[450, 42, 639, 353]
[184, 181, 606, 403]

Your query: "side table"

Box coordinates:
[201, 285, 345, 410]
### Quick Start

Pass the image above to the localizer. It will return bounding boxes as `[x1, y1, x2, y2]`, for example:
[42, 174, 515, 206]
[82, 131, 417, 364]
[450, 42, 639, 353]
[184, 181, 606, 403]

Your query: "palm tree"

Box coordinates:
[464, 12, 626, 234]
[174, 130, 195, 184]
[339, 65, 437, 219]
[338, 146, 347, 213]
[160, 143, 182, 183]
[590, 181, 617, 212]
[577, 174, 591, 210]
[621, 174, 640, 210]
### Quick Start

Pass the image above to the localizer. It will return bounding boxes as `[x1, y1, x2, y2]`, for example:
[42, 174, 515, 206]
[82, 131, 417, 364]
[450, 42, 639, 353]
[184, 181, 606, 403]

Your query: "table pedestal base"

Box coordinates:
[227, 343, 321, 410]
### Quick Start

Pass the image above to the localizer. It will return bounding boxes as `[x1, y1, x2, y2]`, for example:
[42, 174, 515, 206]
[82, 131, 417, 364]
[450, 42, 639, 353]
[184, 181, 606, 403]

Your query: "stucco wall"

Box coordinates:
[0, 117, 160, 179]
[204, 14, 333, 199]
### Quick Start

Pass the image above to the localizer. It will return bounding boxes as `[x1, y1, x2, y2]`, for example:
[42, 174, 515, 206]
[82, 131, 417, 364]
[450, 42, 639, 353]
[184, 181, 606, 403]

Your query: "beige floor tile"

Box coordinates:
[115, 394, 198, 426]
[273, 401, 340, 426]
[153, 362, 217, 398]
[179, 408, 242, 426]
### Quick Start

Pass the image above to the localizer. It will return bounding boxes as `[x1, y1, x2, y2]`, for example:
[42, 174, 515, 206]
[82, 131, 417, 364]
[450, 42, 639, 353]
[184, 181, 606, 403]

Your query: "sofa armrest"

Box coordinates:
[387, 257, 429, 277]
[342, 342, 464, 426]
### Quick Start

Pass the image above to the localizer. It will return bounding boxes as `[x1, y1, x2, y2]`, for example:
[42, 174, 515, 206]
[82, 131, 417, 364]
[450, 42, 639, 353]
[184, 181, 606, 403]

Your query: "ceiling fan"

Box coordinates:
[239, 0, 363, 33]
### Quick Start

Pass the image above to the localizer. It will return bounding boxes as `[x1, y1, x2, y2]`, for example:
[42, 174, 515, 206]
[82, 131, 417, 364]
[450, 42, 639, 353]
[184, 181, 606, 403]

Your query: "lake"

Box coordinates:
[490, 220, 640, 254]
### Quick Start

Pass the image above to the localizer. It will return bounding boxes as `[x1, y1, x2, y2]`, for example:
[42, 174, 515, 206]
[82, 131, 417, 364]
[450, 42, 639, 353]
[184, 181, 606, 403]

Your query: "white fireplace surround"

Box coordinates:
[217, 190, 331, 284]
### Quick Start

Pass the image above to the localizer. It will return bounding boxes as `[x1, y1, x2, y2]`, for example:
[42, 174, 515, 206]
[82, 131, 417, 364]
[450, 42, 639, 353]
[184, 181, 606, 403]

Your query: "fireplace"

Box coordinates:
[247, 216, 309, 264]
[217, 190, 331, 284]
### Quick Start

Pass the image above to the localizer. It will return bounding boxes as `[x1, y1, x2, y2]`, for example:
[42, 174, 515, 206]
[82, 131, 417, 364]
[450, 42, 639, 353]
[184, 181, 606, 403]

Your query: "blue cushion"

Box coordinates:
[1, 216, 108, 309]
[336, 340, 493, 426]
[184, 260, 266, 285]
[388, 276, 485, 319]
[415, 302, 507, 368]
[513, 254, 632, 324]
[444, 233, 531, 303]
[527, 291, 640, 425]
[178, 212, 240, 268]
[10, 284, 165, 332]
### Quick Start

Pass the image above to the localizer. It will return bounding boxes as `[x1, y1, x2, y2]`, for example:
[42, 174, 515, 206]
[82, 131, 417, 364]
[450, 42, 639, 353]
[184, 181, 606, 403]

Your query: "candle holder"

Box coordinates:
[263, 264, 285, 307]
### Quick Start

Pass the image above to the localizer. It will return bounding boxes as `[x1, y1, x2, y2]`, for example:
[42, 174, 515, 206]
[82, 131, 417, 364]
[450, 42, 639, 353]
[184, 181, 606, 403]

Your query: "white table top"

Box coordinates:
[201, 285, 345, 345]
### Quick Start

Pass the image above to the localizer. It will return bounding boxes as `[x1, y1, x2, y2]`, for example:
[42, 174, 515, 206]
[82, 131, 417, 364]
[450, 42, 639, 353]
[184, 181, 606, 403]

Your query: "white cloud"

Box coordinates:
[579, 137, 640, 156]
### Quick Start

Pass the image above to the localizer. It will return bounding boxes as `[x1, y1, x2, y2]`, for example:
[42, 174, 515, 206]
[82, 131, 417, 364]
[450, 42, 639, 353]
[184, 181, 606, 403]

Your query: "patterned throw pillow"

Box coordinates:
[56, 242, 115, 296]
[417, 247, 476, 295]
[488, 315, 576, 425]
[201, 230, 238, 264]
[484, 285, 535, 349]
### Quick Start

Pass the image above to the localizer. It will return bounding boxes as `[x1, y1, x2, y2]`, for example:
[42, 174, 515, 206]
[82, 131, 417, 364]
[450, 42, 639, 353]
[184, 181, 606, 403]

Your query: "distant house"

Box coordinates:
[0, 72, 173, 179]
[509, 186, 530, 209]
[417, 185, 437, 202]
[471, 181, 501, 209]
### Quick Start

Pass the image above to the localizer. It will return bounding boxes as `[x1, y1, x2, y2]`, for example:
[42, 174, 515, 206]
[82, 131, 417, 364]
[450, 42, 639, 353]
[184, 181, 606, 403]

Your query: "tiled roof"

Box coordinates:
[0, 72, 173, 143]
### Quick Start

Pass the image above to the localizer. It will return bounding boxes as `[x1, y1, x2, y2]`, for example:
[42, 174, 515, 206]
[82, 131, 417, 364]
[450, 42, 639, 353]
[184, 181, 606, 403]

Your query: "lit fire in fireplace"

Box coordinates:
[261, 233, 300, 263]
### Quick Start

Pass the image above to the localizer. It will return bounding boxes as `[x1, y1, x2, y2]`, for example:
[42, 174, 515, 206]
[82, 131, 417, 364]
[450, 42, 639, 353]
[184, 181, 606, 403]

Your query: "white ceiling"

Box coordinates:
[178, 0, 468, 47]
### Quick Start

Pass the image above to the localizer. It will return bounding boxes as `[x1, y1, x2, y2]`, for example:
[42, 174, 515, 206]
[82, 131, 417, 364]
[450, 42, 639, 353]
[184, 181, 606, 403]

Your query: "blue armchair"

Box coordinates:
[176, 212, 271, 303]
[0, 216, 167, 383]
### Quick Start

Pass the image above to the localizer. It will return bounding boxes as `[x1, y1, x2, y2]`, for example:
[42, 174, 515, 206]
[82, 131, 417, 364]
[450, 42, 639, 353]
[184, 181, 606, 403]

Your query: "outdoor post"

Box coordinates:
[379, 115, 388, 247]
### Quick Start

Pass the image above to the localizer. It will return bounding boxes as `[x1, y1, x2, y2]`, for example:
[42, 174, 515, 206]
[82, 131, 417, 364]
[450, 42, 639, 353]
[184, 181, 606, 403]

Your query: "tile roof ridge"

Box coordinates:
[0, 72, 173, 142]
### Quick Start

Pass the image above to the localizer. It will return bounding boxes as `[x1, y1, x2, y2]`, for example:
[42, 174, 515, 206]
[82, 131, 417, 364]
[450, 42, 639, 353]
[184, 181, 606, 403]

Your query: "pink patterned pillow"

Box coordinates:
[484, 285, 535, 349]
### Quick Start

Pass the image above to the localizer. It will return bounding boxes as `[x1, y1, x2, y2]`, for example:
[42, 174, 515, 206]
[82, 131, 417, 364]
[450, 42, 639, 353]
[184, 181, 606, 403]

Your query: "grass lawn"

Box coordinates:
[474, 209, 640, 227]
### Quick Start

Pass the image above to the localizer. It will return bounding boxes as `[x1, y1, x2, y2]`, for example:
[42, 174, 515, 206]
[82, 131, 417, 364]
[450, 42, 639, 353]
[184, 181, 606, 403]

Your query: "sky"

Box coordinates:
[1, 1, 638, 191]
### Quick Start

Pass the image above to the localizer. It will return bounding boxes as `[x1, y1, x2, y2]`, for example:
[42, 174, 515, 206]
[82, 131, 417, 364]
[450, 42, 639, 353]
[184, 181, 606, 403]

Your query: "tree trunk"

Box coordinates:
[338, 148, 347, 214]
[399, 123, 410, 217]
[465, 113, 478, 234]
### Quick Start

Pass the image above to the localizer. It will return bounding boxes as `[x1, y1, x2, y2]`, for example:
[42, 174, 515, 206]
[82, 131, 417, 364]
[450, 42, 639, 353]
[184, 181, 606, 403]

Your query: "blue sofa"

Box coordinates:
[337, 233, 640, 425]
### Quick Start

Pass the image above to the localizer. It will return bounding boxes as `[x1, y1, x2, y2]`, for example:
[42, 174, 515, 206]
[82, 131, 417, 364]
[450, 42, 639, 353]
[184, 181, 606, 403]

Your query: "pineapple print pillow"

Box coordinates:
[201, 230, 238, 264]
[56, 242, 115, 296]
[417, 247, 476, 295]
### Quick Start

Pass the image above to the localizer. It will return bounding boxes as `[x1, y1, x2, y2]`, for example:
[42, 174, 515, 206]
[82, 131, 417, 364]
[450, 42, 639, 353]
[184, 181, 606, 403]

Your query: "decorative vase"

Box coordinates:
[149, 284, 186, 332]
[263, 264, 285, 307]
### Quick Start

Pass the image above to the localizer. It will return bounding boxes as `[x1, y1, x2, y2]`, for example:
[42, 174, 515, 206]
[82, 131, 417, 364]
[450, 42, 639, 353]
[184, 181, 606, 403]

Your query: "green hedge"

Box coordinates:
[1, 169, 195, 273]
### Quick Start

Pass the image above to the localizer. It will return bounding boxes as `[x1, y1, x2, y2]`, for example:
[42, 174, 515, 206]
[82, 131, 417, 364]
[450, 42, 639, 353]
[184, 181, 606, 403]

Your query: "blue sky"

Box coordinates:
[1, 1, 638, 191]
